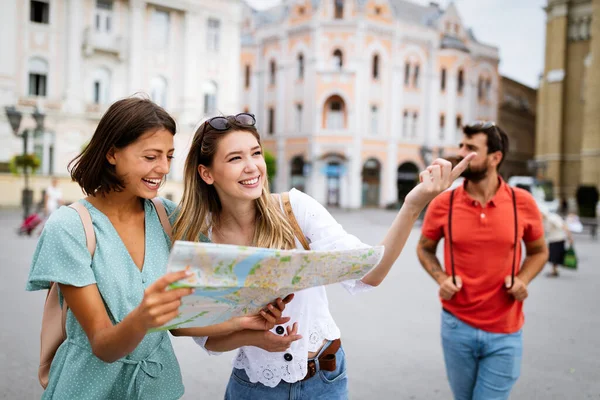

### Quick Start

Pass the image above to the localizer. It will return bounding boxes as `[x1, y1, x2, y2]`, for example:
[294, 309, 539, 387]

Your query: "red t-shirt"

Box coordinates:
[421, 179, 544, 333]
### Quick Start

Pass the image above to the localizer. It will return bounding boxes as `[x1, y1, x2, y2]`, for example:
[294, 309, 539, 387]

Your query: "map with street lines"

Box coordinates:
[154, 241, 384, 330]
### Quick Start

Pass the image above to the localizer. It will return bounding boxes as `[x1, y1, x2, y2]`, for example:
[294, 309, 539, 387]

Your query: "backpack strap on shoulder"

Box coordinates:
[151, 198, 172, 239]
[281, 192, 310, 250]
[69, 202, 96, 256]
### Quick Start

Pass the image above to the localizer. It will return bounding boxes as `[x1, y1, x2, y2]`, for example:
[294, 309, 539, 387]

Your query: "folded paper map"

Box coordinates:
[155, 241, 385, 330]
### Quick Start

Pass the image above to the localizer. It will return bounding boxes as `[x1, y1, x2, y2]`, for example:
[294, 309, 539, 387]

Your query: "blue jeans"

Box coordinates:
[224, 341, 348, 400]
[441, 310, 523, 400]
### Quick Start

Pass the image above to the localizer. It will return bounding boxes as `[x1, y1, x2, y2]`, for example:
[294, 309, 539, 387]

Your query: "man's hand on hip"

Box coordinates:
[505, 276, 528, 301]
[439, 275, 462, 300]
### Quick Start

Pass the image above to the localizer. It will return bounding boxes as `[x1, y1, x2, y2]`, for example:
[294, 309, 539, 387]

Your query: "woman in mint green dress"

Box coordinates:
[26, 97, 291, 399]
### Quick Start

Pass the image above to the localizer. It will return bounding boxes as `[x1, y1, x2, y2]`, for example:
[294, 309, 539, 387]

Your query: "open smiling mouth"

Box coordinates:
[239, 176, 260, 187]
[142, 178, 162, 190]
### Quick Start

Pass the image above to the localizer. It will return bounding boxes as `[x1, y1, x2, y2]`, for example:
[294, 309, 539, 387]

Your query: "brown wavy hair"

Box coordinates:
[69, 96, 176, 195]
[172, 116, 296, 250]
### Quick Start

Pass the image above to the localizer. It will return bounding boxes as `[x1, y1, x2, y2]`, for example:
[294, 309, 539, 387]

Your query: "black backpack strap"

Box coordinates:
[448, 190, 457, 285]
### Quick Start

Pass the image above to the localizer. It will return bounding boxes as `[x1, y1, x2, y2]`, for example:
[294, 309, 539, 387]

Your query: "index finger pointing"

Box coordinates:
[151, 270, 193, 291]
[450, 152, 476, 181]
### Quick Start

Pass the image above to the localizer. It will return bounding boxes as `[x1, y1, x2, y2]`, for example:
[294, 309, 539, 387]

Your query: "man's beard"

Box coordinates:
[460, 162, 489, 183]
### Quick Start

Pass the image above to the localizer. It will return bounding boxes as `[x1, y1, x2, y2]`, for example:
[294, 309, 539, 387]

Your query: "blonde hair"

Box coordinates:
[172, 117, 297, 250]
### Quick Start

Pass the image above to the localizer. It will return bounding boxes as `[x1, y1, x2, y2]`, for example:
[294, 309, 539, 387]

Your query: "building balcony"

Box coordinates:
[82, 27, 126, 60]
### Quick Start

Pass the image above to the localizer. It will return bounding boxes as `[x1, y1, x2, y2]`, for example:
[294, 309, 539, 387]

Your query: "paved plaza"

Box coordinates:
[1, 207, 599, 399]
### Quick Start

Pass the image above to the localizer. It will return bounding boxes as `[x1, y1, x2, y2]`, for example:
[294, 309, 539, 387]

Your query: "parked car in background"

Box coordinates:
[507, 176, 559, 212]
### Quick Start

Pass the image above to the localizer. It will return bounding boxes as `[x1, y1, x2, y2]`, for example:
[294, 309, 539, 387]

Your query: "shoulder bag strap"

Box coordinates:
[448, 190, 457, 286]
[509, 187, 518, 289]
[49, 202, 96, 336]
[281, 192, 310, 250]
[151, 198, 173, 239]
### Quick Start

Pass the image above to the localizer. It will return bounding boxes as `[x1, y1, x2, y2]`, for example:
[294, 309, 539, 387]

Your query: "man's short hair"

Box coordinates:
[463, 121, 509, 169]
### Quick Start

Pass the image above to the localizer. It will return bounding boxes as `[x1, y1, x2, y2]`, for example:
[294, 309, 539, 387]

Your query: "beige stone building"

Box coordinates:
[0, 0, 243, 206]
[498, 76, 537, 179]
[535, 0, 600, 201]
[241, 0, 500, 209]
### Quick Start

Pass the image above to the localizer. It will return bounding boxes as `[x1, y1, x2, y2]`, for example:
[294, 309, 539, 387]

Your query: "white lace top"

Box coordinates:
[193, 188, 375, 387]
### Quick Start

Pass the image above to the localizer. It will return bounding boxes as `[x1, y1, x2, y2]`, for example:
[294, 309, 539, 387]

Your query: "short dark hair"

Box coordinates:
[69, 97, 176, 195]
[463, 122, 509, 169]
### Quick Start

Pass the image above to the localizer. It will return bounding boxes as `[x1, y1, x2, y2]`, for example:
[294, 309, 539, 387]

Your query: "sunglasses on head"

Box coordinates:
[203, 113, 256, 133]
[465, 120, 496, 130]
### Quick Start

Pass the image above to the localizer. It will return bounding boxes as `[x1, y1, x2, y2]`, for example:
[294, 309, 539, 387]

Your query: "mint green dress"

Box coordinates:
[26, 198, 185, 400]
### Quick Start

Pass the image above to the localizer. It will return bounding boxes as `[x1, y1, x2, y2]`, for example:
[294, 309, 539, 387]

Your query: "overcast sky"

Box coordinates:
[245, 0, 547, 88]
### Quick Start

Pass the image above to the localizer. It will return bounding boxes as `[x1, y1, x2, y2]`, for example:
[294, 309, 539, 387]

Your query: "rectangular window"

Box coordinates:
[207, 18, 220, 52]
[457, 69, 464, 94]
[270, 61, 276, 85]
[334, 0, 344, 19]
[296, 104, 303, 132]
[371, 106, 379, 135]
[268, 107, 275, 134]
[441, 68, 447, 91]
[412, 112, 419, 138]
[93, 81, 101, 104]
[439, 114, 445, 140]
[402, 110, 409, 138]
[404, 63, 411, 86]
[151, 9, 170, 49]
[96, 0, 113, 33]
[413, 64, 420, 88]
[204, 93, 216, 115]
[244, 65, 251, 89]
[28, 73, 47, 97]
[30, 1, 49, 24]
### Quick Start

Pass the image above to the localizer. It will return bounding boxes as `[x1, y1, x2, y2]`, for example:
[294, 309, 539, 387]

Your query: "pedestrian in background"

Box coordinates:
[541, 206, 574, 277]
[44, 177, 63, 218]
[417, 121, 548, 400]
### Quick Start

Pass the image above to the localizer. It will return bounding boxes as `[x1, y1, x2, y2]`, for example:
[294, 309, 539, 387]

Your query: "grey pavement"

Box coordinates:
[1, 207, 599, 399]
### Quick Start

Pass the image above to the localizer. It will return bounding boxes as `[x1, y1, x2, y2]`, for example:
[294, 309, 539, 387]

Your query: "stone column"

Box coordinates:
[580, 0, 600, 189]
[63, 0, 84, 113]
[127, 0, 144, 94]
[179, 9, 201, 126]
[536, 1, 569, 197]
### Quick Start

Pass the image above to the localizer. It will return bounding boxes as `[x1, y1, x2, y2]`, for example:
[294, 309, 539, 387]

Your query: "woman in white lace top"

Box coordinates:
[172, 113, 474, 399]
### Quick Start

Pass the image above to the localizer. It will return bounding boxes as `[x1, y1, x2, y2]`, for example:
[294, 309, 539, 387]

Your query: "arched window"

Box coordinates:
[269, 60, 276, 85]
[150, 75, 168, 107]
[203, 80, 217, 115]
[297, 53, 304, 79]
[323, 95, 346, 129]
[28, 57, 48, 97]
[92, 67, 111, 104]
[372, 54, 379, 79]
[332, 49, 343, 70]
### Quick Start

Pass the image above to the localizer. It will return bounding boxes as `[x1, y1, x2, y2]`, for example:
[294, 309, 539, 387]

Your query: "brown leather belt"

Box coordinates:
[301, 338, 341, 381]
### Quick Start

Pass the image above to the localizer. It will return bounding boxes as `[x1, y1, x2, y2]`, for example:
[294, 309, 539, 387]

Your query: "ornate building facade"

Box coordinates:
[535, 0, 600, 200]
[0, 0, 242, 205]
[241, 0, 500, 208]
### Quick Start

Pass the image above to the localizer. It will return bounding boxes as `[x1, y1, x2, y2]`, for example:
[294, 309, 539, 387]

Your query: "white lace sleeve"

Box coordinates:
[192, 336, 224, 356]
[288, 189, 377, 296]
[340, 278, 376, 295]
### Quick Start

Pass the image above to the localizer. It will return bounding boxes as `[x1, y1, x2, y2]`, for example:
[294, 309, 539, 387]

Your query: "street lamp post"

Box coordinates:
[4, 106, 45, 220]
